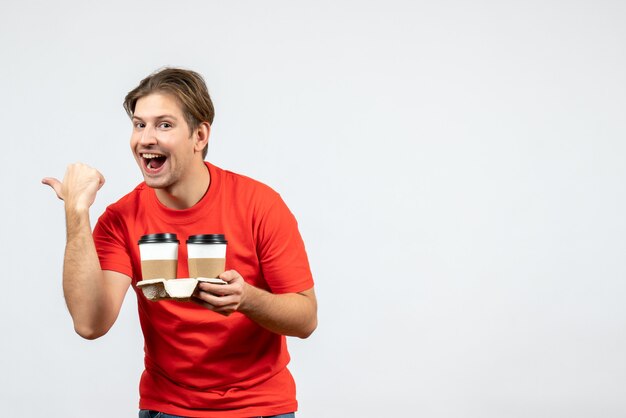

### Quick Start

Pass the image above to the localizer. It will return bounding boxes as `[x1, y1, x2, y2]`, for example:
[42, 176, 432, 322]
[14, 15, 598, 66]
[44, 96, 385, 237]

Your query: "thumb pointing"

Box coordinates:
[41, 177, 64, 201]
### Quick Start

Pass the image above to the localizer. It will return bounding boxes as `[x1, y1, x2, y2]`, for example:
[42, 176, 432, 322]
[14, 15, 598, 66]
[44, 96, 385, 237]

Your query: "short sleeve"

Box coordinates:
[93, 207, 134, 278]
[255, 194, 314, 294]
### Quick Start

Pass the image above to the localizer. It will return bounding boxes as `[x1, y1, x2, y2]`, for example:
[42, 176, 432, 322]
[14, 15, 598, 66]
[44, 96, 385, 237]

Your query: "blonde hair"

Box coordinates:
[124, 68, 215, 158]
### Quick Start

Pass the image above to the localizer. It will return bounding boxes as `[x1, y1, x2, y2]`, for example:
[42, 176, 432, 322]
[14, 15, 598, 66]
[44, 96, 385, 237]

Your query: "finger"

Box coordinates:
[41, 177, 64, 200]
[96, 172, 106, 190]
[218, 270, 241, 283]
[192, 294, 237, 315]
[208, 296, 239, 312]
[198, 291, 238, 308]
[194, 289, 224, 305]
[198, 282, 230, 296]
[209, 301, 238, 315]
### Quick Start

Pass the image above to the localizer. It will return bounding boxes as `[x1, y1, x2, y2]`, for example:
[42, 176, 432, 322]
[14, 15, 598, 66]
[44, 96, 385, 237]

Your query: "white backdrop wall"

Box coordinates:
[1, 1, 625, 417]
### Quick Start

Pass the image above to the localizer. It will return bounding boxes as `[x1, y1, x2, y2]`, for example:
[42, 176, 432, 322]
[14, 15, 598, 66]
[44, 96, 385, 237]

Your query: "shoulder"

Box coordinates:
[211, 163, 281, 203]
[100, 182, 149, 217]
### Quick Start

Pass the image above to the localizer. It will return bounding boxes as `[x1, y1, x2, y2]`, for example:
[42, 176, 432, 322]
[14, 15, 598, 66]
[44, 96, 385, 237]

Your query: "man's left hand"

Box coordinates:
[193, 270, 247, 316]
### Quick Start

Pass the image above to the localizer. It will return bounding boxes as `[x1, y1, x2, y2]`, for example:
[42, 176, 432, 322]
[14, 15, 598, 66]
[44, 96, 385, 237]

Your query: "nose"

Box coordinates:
[139, 125, 157, 146]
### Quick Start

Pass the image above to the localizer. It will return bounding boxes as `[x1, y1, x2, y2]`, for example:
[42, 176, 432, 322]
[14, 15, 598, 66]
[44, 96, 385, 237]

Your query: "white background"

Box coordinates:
[1, 1, 625, 417]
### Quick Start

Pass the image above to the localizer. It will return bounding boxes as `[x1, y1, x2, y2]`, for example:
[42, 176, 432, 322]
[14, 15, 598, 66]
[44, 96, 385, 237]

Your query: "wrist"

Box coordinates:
[238, 282, 262, 315]
[64, 204, 91, 235]
[65, 202, 90, 216]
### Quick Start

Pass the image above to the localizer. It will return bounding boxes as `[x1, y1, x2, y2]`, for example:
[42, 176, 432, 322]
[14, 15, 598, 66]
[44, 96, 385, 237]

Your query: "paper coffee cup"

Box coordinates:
[138, 233, 180, 280]
[187, 234, 227, 278]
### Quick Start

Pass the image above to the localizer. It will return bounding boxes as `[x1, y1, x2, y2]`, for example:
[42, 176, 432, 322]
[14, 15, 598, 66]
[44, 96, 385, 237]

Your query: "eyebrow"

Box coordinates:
[132, 114, 179, 121]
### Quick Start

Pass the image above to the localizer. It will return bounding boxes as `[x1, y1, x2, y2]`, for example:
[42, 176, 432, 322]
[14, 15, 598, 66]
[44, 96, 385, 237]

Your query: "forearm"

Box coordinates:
[239, 285, 317, 339]
[63, 208, 113, 339]
[196, 271, 318, 338]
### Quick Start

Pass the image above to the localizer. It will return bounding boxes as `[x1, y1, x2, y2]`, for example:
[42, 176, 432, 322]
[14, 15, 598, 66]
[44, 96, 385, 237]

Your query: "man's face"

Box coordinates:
[130, 93, 198, 190]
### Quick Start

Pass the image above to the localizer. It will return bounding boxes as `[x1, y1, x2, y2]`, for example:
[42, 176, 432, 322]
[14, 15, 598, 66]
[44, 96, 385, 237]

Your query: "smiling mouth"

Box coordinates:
[142, 153, 167, 170]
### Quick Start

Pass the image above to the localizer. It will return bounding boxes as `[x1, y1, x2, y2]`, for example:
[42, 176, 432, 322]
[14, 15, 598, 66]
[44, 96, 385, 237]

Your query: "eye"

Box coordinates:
[159, 122, 172, 129]
[134, 121, 145, 129]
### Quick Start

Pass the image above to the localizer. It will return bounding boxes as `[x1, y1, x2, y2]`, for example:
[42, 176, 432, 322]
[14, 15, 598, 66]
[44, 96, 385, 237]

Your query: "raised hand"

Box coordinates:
[42, 163, 105, 211]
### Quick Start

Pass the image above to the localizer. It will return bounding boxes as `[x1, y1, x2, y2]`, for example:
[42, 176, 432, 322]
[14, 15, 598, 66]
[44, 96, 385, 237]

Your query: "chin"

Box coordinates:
[141, 173, 170, 189]
[144, 180, 170, 190]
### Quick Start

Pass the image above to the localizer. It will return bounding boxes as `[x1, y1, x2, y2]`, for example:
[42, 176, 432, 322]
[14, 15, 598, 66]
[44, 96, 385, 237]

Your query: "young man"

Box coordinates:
[43, 68, 317, 418]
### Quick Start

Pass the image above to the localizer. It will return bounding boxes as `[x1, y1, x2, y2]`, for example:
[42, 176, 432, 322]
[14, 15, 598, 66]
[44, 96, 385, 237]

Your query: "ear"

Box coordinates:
[194, 122, 211, 153]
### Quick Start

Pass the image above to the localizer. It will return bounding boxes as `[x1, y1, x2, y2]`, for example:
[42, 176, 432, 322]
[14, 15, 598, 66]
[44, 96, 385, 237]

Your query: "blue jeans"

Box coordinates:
[139, 411, 294, 418]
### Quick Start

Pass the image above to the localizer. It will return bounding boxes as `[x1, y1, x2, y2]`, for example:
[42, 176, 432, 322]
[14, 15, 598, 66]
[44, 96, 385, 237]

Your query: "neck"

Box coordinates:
[155, 162, 210, 209]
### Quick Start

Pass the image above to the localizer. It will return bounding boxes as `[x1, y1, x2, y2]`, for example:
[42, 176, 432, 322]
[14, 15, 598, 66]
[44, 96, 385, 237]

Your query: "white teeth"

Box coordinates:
[142, 153, 164, 159]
